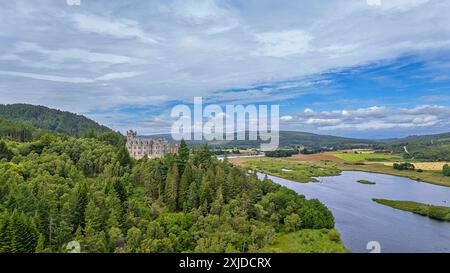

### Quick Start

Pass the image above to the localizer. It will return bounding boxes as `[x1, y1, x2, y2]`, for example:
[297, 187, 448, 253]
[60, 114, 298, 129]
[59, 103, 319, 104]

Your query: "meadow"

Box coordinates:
[240, 158, 341, 182]
[259, 229, 348, 253]
[332, 153, 402, 162]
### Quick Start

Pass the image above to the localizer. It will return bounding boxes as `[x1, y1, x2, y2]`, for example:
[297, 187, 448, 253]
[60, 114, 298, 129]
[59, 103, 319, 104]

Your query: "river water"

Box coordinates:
[258, 171, 450, 253]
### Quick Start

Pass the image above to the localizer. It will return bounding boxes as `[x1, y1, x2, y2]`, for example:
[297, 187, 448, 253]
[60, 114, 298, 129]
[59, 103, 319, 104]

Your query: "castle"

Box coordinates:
[126, 130, 179, 159]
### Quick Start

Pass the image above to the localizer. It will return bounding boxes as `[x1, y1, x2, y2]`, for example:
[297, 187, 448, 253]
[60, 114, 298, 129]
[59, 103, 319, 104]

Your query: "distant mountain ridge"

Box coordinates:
[0, 104, 112, 138]
[143, 130, 374, 149]
[1, 103, 449, 155]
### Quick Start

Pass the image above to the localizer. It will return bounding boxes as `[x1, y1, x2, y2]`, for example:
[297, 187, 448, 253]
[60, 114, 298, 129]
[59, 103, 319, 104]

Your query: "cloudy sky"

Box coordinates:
[1, 0, 450, 138]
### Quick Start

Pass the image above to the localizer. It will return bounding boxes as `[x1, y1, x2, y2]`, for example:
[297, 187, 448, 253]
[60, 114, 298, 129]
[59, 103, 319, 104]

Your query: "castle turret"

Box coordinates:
[127, 130, 137, 140]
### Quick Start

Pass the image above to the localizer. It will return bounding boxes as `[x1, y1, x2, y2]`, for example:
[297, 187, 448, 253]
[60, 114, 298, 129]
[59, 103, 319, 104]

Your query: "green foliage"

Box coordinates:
[0, 141, 13, 161]
[0, 132, 340, 253]
[265, 149, 299, 158]
[443, 164, 450, 177]
[0, 118, 36, 142]
[334, 153, 401, 162]
[356, 180, 376, 185]
[0, 104, 111, 137]
[241, 158, 341, 183]
[393, 162, 415, 170]
[259, 229, 348, 253]
[0, 210, 39, 253]
[373, 199, 450, 222]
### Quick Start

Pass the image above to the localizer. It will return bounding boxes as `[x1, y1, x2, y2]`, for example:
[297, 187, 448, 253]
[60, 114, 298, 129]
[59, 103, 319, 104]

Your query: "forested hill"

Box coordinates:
[0, 135, 340, 253]
[148, 131, 374, 149]
[378, 132, 450, 161]
[0, 104, 112, 138]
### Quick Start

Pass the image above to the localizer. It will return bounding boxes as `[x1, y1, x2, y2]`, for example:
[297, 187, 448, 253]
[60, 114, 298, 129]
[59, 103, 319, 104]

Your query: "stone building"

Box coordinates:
[126, 130, 179, 159]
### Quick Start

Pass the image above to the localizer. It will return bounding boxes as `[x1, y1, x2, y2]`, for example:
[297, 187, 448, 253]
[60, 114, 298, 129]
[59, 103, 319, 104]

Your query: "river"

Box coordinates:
[258, 171, 450, 253]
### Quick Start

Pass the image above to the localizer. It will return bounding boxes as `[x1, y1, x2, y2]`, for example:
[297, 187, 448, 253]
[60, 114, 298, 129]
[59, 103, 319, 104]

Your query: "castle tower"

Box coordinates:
[127, 130, 137, 140]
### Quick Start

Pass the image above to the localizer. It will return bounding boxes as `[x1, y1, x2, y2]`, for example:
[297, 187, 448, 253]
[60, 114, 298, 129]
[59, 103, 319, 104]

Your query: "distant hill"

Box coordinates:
[144, 130, 375, 149]
[380, 132, 450, 161]
[0, 104, 112, 138]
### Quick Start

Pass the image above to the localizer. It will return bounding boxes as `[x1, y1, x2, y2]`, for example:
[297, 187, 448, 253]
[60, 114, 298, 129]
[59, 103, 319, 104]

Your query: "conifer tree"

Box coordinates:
[210, 187, 224, 215]
[164, 164, 179, 211]
[0, 140, 13, 161]
[185, 180, 199, 211]
[178, 164, 192, 209]
[177, 139, 189, 174]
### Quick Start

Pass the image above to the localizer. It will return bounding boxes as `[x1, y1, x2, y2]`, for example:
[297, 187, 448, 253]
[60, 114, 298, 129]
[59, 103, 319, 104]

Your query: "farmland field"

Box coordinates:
[332, 153, 402, 162]
[367, 161, 450, 171]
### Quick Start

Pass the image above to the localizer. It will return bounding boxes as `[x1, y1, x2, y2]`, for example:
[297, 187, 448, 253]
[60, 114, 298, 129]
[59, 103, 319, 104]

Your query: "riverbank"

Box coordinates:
[230, 154, 450, 187]
[264, 171, 450, 252]
[239, 157, 340, 182]
[373, 199, 450, 222]
[259, 229, 348, 253]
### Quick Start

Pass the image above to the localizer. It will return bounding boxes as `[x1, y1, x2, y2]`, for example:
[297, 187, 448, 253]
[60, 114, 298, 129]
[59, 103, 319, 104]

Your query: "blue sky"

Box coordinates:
[1, 0, 450, 138]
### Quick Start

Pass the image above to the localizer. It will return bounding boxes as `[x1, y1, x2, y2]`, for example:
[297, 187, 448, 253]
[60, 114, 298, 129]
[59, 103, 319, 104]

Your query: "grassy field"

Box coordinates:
[368, 161, 450, 171]
[373, 199, 450, 222]
[332, 153, 401, 162]
[230, 154, 450, 187]
[260, 229, 348, 253]
[240, 157, 341, 182]
[357, 180, 376, 185]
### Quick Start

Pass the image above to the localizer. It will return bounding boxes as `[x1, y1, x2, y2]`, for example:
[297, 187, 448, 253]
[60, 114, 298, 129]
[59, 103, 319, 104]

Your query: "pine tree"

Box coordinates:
[106, 193, 123, 229]
[164, 164, 179, 211]
[0, 140, 13, 161]
[178, 164, 192, 209]
[108, 227, 123, 252]
[70, 182, 88, 229]
[210, 187, 224, 215]
[85, 200, 103, 231]
[185, 180, 199, 211]
[117, 145, 132, 168]
[126, 227, 142, 253]
[178, 139, 189, 174]
[0, 210, 12, 252]
[10, 210, 39, 253]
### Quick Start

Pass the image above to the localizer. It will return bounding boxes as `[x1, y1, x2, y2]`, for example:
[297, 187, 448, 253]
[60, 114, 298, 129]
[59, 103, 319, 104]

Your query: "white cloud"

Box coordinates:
[283, 105, 450, 131]
[367, 0, 382, 6]
[0, 71, 93, 84]
[0, 70, 144, 83]
[72, 13, 159, 44]
[14, 42, 135, 65]
[95, 71, 144, 81]
[253, 30, 313, 57]
[1, 0, 450, 134]
[280, 115, 293, 121]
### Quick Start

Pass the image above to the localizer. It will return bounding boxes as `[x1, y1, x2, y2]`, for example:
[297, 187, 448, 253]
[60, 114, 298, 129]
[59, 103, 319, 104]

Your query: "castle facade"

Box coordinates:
[126, 130, 179, 159]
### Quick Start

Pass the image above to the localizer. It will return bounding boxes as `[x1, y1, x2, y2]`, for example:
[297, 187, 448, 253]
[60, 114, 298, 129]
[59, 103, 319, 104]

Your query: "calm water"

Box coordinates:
[258, 171, 450, 253]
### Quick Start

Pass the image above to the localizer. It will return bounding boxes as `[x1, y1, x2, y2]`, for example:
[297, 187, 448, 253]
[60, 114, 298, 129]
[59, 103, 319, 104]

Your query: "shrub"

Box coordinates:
[443, 164, 450, 177]
[393, 162, 415, 170]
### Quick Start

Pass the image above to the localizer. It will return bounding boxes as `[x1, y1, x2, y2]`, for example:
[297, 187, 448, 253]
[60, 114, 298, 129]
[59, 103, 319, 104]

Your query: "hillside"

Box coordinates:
[146, 131, 375, 149]
[379, 132, 450, 161]
[0, 104, 112, 138]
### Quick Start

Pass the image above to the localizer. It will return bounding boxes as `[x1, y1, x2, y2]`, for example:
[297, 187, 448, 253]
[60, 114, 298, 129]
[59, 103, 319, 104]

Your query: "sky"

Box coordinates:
[1, 0, 450, 139]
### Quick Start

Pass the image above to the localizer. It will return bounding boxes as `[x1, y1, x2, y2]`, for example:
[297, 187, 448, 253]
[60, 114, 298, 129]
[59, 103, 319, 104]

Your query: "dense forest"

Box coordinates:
[0, 104, 112, 138]
[0, 118, 37, 142]
[0, 132, 335, 253]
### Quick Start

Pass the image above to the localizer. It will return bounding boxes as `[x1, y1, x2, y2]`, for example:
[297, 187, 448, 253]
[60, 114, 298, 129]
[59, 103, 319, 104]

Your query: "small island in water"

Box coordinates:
[357, 180, 376, 185]
[373, 199, 450, 222]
